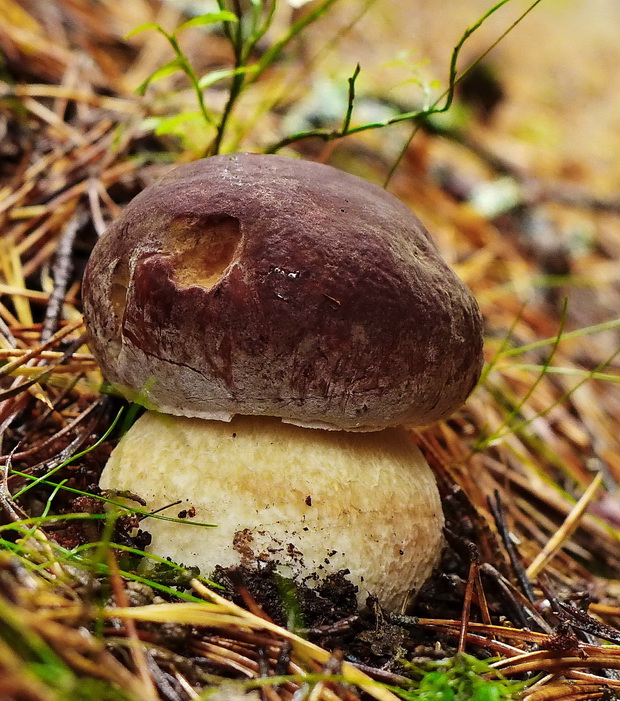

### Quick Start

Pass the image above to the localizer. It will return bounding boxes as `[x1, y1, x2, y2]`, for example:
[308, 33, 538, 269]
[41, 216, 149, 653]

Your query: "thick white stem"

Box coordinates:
[101, 412, 444, 612]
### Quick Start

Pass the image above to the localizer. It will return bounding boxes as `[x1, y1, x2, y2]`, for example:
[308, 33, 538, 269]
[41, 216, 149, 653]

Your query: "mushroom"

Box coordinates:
[82, 153, 483, 611]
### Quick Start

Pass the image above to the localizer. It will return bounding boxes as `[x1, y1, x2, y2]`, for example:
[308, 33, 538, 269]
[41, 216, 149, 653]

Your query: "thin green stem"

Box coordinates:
[245, 0, 277, 58]
[475, 300, 568, 450]
[479, 302, 528, 386]
[217, 0, 237, 47]
[479, 344, 620, 450]
[9, 469, 217, 527]
[385, 0, 543, 184]
[211, 0, 340, 154]
[267, 0, 543, 157]
[165, 33, 215, 127]
[229, 0, 377, 152]
[210, 2, 247, 154]
[501, 365, 620, 383]
[499, 317, 620, 359]
[13, 408, 123, 499]
[251, 0, 340, 84]
[341, 63, 361, 133]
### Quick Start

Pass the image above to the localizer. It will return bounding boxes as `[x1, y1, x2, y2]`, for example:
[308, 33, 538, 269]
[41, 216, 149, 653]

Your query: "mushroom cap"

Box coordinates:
[100, 412, 444, 612]
[82, 153, 483, 430]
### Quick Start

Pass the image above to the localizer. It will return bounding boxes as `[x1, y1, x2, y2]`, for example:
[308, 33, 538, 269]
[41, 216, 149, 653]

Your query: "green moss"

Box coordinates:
[392, 653, 532, 700]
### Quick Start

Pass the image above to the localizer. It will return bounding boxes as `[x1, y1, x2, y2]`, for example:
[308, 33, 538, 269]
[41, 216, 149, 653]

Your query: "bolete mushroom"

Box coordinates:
[82, 153, 483, 612]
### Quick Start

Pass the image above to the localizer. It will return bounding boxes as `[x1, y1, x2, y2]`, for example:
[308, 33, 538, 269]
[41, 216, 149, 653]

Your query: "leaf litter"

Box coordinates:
[1, 1, 620, 699]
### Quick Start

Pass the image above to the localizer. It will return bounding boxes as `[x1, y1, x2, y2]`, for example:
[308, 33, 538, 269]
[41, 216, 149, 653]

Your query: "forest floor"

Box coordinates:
[1, 1, 620, 699]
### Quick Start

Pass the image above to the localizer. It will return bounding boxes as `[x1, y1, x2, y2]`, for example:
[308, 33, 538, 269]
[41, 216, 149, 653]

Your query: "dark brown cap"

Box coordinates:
[82, 153, 483, 430]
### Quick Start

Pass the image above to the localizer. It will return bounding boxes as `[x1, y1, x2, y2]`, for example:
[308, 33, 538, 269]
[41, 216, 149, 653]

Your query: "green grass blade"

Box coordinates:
[135, 58, 184, 96]
[125, 22, 165, 39]
[13, 408, 124, 499]
[174, 11, 238, 35]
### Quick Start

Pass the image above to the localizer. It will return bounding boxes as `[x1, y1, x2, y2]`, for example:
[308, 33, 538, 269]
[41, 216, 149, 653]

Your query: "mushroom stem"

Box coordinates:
[100, 412, 444, 612]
